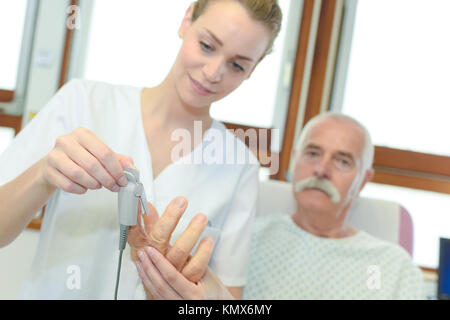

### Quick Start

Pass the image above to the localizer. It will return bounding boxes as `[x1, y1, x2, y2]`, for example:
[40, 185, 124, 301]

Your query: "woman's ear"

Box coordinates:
[179, 4, 195, 39]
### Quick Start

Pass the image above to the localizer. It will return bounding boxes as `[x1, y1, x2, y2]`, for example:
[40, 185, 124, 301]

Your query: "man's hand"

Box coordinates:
[127, 196, 214, 297]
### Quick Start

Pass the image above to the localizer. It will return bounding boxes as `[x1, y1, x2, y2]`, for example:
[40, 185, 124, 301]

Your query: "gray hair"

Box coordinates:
[294, 112, 374, 173]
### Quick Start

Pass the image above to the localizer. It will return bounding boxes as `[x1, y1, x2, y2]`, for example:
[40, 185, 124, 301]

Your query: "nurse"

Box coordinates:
[0, 0, 282, 299]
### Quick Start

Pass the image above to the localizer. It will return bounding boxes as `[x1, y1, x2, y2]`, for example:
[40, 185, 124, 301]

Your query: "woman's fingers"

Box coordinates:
[47, 148, 102, 190]
[116, 153, 135, 171]
[43, 162, 87, 194]
[45, 127, 132, 194]
[65, 128, 128, 191]
[147, 196, 188, 255]
[166, 213, 208, 271]
[181, 237, 214, 283]
[138, 247, 203, 300]
[136, 248, 183, 300]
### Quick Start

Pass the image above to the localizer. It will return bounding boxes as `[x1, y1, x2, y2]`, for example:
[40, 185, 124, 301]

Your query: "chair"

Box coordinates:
[257, 179, 414, 256]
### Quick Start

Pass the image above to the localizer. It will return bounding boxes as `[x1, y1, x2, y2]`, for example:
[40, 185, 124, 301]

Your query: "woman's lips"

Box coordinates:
[189, 75, 214, 96]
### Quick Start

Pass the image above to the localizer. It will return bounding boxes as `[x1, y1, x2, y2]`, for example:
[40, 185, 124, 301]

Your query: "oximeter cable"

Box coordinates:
[114, 225, 129, 300]
[114, 167, 149, 300]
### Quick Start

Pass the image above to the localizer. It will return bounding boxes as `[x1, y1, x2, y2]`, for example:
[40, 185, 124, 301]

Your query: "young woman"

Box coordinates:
[0, 0, 282, 299]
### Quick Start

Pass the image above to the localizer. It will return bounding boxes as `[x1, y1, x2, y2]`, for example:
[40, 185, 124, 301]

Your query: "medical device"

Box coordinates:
[114, 167, 149, 300]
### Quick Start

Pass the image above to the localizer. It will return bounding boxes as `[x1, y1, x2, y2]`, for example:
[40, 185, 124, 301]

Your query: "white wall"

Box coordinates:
[0, 229, 39, 299]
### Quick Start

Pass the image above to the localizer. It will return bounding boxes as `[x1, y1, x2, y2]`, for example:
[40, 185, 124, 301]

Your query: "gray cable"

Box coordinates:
[114, 224, 129, 300]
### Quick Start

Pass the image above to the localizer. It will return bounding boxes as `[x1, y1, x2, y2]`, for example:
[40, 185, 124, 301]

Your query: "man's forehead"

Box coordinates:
[302, 120, 364, 156]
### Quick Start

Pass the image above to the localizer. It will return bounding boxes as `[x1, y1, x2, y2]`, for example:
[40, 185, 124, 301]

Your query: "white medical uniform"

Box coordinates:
[0, 79, 259, 299]
[242, 214, 425, 300]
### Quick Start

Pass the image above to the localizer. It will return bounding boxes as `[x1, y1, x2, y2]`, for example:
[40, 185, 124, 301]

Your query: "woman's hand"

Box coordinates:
[136, 246, 233, 300]
[41, 127, 133, 194]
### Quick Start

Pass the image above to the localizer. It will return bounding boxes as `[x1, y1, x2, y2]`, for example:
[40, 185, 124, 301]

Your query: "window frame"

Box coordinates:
[0, 0, 39, 111]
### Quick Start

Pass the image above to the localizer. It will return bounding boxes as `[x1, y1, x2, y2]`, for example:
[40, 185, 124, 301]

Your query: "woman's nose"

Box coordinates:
[203, 57, 225, 83]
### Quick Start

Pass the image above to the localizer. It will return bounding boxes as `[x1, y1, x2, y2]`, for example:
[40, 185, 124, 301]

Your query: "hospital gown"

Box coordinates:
[243, 214, 425, 299]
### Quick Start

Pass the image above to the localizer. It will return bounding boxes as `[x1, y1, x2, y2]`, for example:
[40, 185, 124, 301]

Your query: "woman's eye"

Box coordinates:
[231, 61, 244, 72]
[200, 41, 213, 52]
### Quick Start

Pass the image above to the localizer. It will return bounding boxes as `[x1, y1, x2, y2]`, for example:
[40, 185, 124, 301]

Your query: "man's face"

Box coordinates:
[293, 119, 367, 215]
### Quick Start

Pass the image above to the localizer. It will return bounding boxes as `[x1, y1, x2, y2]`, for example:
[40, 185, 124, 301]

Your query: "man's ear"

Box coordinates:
[358, 168, 374, 192]
[179, 4, 195, 39]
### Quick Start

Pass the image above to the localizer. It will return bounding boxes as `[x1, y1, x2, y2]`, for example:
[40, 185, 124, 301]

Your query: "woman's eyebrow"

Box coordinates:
[204, 28, 254, 62]
[204, 28, 223, 46]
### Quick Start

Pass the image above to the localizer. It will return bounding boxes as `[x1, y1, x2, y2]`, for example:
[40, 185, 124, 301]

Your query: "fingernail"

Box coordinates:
[174, 197, 186, 208]
[112, 184, 120, 192]
[118, 176, 128, 187]
[195, 214, 207, 224]
[204, 237, 214, 247]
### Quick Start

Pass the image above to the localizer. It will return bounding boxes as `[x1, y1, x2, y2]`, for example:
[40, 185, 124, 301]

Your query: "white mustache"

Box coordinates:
[294, 177, 341, 203]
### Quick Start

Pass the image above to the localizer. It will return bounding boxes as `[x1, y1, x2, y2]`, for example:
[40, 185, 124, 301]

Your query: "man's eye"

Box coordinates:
[334, 156, 354, 171]
[200, 41, 213, 52]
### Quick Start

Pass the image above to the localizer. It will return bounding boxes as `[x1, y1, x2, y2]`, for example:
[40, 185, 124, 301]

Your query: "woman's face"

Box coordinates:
[173, 1, 271, 108]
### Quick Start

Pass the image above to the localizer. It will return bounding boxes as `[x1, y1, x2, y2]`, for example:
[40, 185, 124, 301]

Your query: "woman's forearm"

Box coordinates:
[0, 157, 56, 248]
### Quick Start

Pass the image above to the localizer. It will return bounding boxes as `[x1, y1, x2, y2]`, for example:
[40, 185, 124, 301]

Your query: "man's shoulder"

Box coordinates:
[354, 231, 419, 269]
[253, 213, 291, 234]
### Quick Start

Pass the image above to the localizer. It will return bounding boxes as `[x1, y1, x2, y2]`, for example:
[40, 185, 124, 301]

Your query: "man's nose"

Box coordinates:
[203, 57, 225, 83]
[313, 157, 332, 179]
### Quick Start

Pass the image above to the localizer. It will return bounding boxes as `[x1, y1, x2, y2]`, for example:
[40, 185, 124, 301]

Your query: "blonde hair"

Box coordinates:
[191, 0, 283, 55]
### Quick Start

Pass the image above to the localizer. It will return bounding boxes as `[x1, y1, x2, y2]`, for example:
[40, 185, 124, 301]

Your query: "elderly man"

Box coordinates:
[133, 112, 425, 299]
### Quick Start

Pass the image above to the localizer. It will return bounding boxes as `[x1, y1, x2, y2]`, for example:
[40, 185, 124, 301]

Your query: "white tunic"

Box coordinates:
[0, 79, 259, 299]
[242, 214, 425, 300]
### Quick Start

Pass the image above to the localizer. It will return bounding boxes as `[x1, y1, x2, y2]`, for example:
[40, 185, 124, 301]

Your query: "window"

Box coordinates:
[337, 0, 450, 157]
[80, 0, 296, 129]
[0, 0, 27, 93]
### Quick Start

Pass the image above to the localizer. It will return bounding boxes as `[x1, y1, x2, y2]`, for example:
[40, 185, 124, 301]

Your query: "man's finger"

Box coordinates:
[182, 237, 214, 283]
[142, 201, 159, 236]
[147, 196, 187, 254]
[166, 214, 208, 271]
